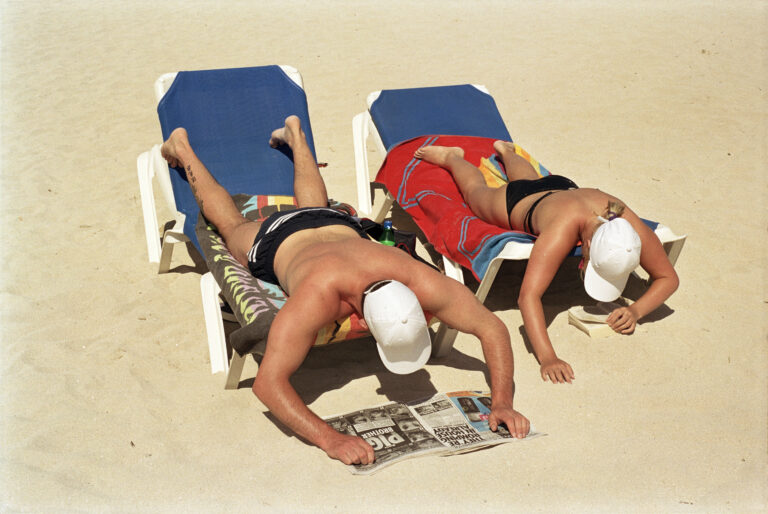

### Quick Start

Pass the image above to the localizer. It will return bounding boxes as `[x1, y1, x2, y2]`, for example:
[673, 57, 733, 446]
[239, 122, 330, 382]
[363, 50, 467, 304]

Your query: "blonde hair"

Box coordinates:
[580, 201, 627, 279]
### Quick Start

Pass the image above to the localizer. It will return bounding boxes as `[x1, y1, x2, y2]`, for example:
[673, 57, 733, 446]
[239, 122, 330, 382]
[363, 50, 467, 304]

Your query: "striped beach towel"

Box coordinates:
[374, 135, 550, 281]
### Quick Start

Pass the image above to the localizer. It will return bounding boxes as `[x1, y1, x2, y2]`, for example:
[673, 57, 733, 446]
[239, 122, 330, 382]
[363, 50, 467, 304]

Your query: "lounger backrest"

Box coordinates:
[369, 84, 511, 152]
[156, 65, 315, 251]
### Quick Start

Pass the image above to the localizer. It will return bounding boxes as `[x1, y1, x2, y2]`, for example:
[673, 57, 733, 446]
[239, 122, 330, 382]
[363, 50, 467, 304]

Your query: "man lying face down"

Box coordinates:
[160, 116, 530, 465]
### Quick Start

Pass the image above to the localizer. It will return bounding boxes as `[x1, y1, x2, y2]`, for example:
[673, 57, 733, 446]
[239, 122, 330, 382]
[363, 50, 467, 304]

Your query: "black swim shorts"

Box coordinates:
[246, 207, 369, 285]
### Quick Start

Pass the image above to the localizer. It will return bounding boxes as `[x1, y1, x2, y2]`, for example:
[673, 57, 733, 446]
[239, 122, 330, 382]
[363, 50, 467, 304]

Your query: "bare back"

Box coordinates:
[510, 187, 617, 235]
[273, 227, 448, 317]
[273, 225, 370, 297]
[266, 224, 513, 377]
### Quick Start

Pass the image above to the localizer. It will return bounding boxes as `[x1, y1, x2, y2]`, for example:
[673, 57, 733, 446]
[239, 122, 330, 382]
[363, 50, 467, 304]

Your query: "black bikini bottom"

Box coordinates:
[505, 174, 578, 234]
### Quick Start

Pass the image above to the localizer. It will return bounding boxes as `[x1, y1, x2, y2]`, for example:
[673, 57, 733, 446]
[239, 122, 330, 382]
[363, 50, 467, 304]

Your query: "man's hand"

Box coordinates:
[488, 404, 530, 439]
[606, 305, 638, 334]
[540, 357, 575, 384]
[321, 432, 375, 466]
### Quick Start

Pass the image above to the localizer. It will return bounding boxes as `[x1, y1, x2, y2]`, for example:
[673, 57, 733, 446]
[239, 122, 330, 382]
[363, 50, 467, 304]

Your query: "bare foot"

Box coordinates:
[493, 140, 517, 161]
[269, 115, 303, 148]
[161, 127, 190, 168]
[413, 146, 465, 167]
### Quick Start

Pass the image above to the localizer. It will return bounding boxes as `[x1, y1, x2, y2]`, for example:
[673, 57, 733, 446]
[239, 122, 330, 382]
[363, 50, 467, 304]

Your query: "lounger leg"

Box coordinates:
[352, 112, 374, 217]
[158, 238, 175, 274]
[200, 272, 229, 374]
[432, 325, 458, 358]
[225, 353, 247, 390]
[664, 238, 686, 268]
[373, 193, 396, 224]
[475, 257, 504, 304]
[430, 256, 465, 358]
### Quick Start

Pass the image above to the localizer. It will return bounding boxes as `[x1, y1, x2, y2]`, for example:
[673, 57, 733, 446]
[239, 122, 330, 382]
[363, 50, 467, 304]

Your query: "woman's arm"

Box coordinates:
[608, 210, 680, 333]
[517, 224, 580, 383]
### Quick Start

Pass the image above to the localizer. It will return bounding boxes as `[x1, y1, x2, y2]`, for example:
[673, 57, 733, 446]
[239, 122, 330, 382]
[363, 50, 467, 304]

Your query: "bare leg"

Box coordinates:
[269, 115, 327, 208]
[161, 128, 258, 266]
[493, 140, 540, 181]
[414, 145, 509, 228]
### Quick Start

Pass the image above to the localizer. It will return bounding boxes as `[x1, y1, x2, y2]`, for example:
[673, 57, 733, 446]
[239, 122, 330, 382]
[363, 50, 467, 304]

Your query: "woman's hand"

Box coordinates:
[540, 357, 575, 384]
[606, 306, 639, 334]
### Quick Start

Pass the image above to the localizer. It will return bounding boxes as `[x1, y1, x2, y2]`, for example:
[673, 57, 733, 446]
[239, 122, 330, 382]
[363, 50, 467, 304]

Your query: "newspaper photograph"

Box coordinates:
[324, 391, 542, 474]
[324, 401, 445, 475]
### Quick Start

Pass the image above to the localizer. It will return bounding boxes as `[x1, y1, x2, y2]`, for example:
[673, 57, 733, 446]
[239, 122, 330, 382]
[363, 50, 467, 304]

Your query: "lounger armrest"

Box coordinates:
[138, 142, 188, 271]
[137, 148, 162, 263]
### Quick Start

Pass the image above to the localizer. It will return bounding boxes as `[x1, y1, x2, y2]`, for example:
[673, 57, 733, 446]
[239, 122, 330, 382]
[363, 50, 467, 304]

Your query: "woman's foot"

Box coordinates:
[413, 145, 465, 167]
[492, 140, 517, 161]
[494, 140, 540, 180]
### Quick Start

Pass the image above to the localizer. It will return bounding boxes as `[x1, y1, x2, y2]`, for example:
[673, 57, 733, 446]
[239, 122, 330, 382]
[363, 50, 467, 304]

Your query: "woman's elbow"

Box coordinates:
[517, 288, 540, 309]
[668, 269, 680, 295]
[651, 268, 679, 300]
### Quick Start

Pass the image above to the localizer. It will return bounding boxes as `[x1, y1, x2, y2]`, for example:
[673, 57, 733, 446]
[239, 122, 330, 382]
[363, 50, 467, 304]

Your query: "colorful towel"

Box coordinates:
[195, 194, 370, 356]
[374, 135, 552, 281]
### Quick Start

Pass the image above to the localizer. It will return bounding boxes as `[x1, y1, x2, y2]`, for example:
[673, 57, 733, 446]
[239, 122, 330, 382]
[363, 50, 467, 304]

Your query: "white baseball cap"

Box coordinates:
[584, 217, 642, 302]
[362, 280, 431, 374]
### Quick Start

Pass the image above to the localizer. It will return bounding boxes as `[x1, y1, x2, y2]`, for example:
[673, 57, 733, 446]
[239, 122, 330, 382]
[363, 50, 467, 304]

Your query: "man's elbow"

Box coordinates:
[252, 372, 268, 402]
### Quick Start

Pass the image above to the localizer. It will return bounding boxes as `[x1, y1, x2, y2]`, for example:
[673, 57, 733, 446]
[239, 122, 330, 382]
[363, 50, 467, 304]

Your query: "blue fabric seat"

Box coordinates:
[156, 65, 316, 252]
[369, 84, 510, 152]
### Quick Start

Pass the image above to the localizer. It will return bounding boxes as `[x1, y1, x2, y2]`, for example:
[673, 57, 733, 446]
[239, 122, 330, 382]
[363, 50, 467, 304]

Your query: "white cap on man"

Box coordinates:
[362, 280, 431, 374]
[584, 217, 642, 302]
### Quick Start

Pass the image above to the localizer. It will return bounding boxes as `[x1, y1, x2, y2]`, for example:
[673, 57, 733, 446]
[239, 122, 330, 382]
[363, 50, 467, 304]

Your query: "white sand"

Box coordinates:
[1, 0, 766, 511]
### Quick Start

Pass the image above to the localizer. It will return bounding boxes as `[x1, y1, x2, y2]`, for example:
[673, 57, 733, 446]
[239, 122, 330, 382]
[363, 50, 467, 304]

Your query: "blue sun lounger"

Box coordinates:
[139, 65, 315, 268]
[352, 84, 686, 354]
[137, 65, 338, 386]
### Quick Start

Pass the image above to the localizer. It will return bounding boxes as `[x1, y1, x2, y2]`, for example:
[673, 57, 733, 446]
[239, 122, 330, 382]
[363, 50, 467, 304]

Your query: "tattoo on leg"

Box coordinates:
[188, 180, 204, 214]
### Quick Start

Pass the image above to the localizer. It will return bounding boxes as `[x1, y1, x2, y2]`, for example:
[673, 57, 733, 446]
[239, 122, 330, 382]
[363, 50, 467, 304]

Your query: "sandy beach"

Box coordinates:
[1, 0, 766, 511]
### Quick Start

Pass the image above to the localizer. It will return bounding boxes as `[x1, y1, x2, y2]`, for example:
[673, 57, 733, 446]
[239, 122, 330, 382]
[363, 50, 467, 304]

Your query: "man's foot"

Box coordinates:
[160, 127, 190, 168]
[413, 146, 465, 167]
[493, 140, 517, 161]
[269, 115, 304, 148]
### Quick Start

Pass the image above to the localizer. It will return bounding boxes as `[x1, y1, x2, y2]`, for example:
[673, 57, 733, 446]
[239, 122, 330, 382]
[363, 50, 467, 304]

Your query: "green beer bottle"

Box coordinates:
[379, 220, 396, 246]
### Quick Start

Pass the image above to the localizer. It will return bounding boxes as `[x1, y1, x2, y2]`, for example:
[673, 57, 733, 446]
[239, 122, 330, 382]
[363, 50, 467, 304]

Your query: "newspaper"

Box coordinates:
[324, 391, 542, 475]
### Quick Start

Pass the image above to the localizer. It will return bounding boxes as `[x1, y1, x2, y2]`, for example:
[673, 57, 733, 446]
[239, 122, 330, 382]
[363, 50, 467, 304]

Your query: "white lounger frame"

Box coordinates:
[352, 86, 687, 356]
[137, 66, 304, 386]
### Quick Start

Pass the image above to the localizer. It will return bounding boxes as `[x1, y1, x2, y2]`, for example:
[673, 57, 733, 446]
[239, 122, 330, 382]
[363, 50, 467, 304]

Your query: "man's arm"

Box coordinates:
[406, 269, 530, 437]
[251, 290, 375, 465]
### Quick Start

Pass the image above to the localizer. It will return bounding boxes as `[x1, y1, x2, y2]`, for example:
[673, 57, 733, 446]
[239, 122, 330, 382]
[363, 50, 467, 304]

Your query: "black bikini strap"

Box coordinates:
[524, 191, 556, 234]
